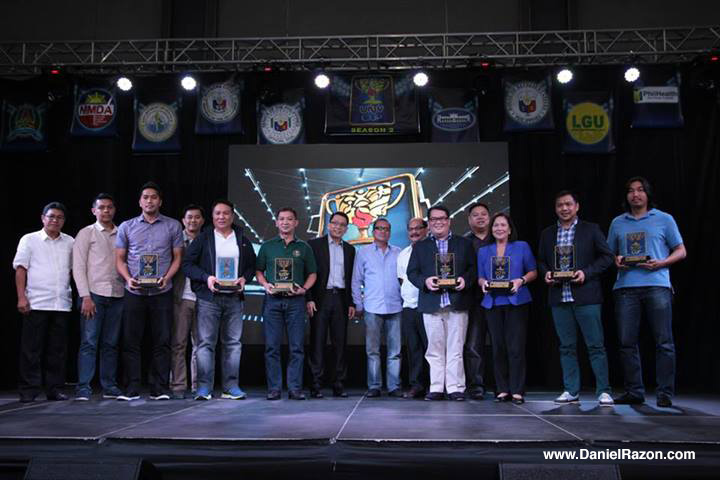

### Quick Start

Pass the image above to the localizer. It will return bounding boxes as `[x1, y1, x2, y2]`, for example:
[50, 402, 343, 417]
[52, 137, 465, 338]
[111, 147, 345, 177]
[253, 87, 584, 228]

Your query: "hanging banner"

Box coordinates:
[631, 72, 683, 128]
[195, 77, 243, 135]
[70, 84, 118, 137]
[503, 75, 554, 132]
[0, 99, 48, 152]
[132, 92, 181, 153]
[428, 88, 478, 143]
[325, 73, 419, 135]
[563, 92, 615, 154]
[257, 89, 305, 145]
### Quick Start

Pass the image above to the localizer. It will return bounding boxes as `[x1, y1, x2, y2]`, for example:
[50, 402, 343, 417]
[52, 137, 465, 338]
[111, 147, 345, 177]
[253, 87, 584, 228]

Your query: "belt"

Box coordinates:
[326, 287, 345, 294]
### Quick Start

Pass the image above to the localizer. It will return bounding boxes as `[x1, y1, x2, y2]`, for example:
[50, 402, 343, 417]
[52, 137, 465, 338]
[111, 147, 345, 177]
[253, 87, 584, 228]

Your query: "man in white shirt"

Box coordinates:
[13, 202, 74, 403]
[397, 217, 429, 399]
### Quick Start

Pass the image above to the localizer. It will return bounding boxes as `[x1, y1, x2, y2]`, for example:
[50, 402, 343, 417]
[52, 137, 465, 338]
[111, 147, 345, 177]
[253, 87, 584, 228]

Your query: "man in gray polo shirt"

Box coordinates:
[115, 182, 183, 401]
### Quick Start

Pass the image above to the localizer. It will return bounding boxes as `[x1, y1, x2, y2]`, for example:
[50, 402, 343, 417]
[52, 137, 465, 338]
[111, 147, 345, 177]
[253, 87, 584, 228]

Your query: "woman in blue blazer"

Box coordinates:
[477, 213, 537, 404]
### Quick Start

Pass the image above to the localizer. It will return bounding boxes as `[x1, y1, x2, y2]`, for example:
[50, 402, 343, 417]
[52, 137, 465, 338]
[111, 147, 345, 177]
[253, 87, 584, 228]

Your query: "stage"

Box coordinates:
[0, 389, 719, 479]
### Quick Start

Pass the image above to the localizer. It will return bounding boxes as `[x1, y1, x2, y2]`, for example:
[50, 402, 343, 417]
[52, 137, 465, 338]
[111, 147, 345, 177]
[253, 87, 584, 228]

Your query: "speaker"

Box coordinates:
[500, 463, 620, 480]
[24, 457, 160, 480]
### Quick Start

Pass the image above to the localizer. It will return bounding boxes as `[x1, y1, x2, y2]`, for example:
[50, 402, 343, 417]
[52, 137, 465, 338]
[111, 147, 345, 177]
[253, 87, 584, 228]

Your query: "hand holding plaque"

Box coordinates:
[272, 258, 297, 295]
[215, 256, 241, 293]
[622, 232, 650, 266]
[435, 252, 457, 289]
[136, 253, 161, 288]
[552, 245, 576, 281]
[487, 256, 512, 293]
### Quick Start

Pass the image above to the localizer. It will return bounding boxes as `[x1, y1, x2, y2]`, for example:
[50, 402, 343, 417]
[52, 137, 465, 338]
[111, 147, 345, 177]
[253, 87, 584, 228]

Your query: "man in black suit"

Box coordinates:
[306, 212, 356, 398]
[407, 205, 477, 401]
[537, 190, 614, 407]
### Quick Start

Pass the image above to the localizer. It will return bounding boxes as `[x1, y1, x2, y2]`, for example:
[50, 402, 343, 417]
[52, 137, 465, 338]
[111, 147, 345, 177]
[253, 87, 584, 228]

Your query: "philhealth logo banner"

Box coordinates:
[0, 99, 48, 152]
[195, 77, 243, 135]
[563, 92, 615, 154]
[503, 76, 554, 132]
[325, 73, 419, 135]
[428, 88, 479, 143]
[632, 71, 683, 128]
[257, 89, 305, 144]
[132, 91, 181, 153]
[70, 83, 118, 137]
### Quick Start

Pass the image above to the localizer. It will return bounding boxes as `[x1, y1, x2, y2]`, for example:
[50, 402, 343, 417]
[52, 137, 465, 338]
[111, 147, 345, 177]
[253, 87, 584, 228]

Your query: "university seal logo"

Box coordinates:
[200, 83, 240, 124]
[260, 103, 302, 144]
[505, 81, 549, 126]
[138, 103, 178, 143]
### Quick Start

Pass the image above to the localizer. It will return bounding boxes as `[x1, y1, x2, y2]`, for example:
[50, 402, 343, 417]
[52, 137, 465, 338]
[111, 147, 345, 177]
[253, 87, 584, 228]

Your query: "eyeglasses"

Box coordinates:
[44, 215, 65, 221]
[374, 226, 390, 231]
[428, 217, 449, 223]
[329, 221, 348, 228]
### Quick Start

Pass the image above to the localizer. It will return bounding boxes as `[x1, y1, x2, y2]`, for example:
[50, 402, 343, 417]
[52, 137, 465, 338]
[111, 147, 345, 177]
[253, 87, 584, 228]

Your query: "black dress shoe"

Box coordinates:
[365, 388, 381, 398]
[266, 390, 281, 401]
[424, 392, 445, 401]
[288, 390, 306, 400]
[469, 390, 485, 400]
[310, 389, 324, 399]
[613, 392, 644, 405]
[494, 393, 511, 403]
[388, 389, 404, 398]
[448, 392, 465, 401]
[332, 387, 348, 398]
[403, 387, 426, 399]
[47, 392, 68, 401]
[657, 395, 673, 408]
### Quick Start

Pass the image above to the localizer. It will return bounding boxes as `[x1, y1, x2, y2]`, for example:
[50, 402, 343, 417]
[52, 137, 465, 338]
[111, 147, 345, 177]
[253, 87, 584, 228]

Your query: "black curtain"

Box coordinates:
[2, 65, 719, 393]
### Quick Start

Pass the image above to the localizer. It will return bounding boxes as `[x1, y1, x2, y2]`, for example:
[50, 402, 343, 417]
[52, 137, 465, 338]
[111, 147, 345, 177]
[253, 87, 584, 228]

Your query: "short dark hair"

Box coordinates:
[466, 202, 490, 216]
[427, 205, 450, 219]
[372, 217, 391, 230]
[623, 176, 656, 212]
[407, 217, 428, 229]
[42, 202, 67, 216]
[489, 212, 518, 242]
[183, 203, 206, 218]
[329, 211, 349, 225]
[140, 181, 162, 199]
[93, 193, 115, 208]
[554, 190, 579, 204]
[210, 199, 234, 214]
[277, 207, 297, 219]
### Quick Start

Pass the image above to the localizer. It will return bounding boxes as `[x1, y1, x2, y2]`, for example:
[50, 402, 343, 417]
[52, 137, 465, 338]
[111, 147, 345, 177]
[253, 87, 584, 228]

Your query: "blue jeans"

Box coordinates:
[196, 296, 244, 392]
[551, 303, 610, 396]
[263, 295, 306, 392]
[76, 293, 123, 394]
[614, 286, 675, 399]
[364, 311, 402, 391]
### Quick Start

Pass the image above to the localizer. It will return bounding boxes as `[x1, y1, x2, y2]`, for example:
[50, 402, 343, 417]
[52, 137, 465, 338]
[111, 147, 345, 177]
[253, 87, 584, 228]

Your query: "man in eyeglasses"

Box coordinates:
[306, 212, 356, 398]
[13, 202, 74, 403]
[351, 218, 403, 398]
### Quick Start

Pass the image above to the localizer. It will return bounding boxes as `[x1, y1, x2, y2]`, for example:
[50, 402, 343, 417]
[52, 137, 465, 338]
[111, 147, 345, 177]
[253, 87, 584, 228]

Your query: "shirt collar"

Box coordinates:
[39, 229, 61, 241]
[557, 217, 579, 230]
[94, 221, 117, 233]
[431, 233, 452, 242]
[327, 234, 342, 246]
[623, 208, 656, 221]
[139, 213, 163, 223]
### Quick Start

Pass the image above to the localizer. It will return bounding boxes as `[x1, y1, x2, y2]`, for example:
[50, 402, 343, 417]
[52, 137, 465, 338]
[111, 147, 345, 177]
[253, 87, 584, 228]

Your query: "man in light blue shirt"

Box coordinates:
[351, 218, 403, 397]
[607, 177, 686, 408]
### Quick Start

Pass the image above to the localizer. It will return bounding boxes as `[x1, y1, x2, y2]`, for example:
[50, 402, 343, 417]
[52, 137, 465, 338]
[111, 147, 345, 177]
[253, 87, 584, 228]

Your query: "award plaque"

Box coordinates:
[487, 256, 512, 292]
[552, 245, 576, 281]
[215, 256, 240, 293]
[272, 257, 296, 294]
[622, 232, 650, 265]
[435, 252, 457, 288]
[137, 253, 160, 288]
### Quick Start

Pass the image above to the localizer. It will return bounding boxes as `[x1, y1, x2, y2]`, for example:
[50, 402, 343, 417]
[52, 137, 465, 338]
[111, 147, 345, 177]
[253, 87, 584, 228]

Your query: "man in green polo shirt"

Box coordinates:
[256, 207, 317, 400]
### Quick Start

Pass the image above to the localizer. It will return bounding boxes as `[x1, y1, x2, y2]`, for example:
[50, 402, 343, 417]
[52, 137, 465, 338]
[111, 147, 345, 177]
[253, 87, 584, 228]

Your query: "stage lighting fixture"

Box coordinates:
[116, 77, 133, 92]
[181, 75, 197, 91]
[413, 71, 429, 87]
[556, 68, 573, 84]
[624, 67, 640, 83]
[314, 73, 330, 89]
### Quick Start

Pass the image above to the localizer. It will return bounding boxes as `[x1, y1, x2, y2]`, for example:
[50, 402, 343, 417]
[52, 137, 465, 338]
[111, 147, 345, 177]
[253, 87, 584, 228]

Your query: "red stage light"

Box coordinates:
[710, 56, 719, 62]
[263, 66, 273, 72]
[50, 69, 61, 75]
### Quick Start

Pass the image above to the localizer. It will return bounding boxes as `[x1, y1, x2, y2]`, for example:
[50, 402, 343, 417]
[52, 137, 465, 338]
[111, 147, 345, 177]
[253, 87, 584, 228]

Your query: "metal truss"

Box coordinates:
[0, 26, 718, 75]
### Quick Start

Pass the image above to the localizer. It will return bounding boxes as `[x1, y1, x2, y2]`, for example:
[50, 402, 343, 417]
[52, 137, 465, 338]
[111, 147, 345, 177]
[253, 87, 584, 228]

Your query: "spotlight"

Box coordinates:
[116, 77, 133, 92]
[181, 75, 197, 91]
[556, 68, 573, 84]
[314, 73, 330, 89]
[413, 71, 429, 87]
[624, 67, 640, 83]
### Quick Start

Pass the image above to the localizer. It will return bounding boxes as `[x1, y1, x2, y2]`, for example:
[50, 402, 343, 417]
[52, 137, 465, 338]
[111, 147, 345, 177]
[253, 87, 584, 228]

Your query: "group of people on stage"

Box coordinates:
[13, 176, 685, 408]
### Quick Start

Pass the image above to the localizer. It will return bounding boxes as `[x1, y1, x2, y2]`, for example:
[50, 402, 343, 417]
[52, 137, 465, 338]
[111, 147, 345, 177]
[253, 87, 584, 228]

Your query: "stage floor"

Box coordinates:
[1, 389, 719, 479]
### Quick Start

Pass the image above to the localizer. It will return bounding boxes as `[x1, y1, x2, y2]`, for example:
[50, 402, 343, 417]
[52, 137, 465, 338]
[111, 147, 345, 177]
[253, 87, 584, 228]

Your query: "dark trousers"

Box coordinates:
[464, 303, 487, 394]
[401, 307, 428, 390]
[19, 310, 69, 398]
[122, 290, 173, 394]
[486, 304, 529, 395]
[308, 290, 348, 389]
